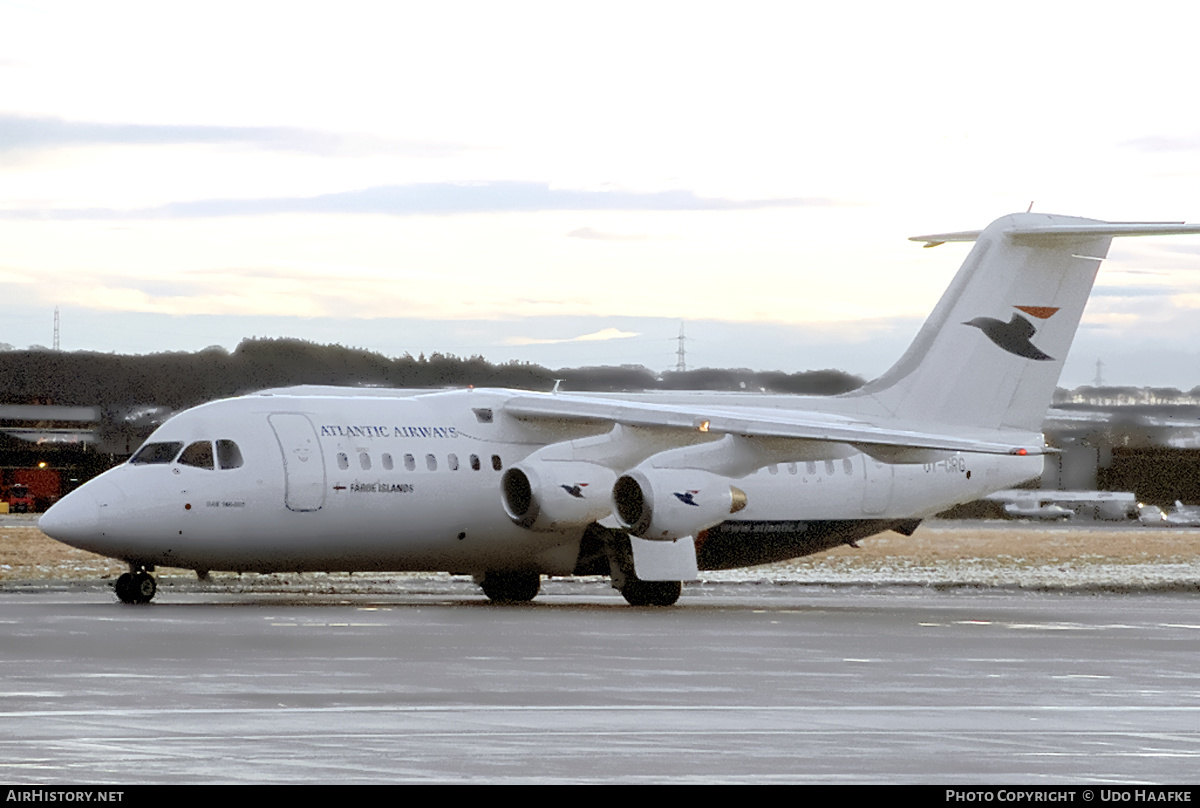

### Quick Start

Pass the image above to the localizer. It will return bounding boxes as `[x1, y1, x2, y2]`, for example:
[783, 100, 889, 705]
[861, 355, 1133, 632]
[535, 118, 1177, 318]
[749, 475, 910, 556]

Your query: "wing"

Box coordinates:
[502, 392, 1044, 460]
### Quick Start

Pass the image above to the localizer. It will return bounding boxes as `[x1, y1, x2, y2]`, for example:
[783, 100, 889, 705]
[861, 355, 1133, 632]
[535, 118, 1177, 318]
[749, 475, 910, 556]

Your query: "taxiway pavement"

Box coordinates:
[2, 580, 1198, 784]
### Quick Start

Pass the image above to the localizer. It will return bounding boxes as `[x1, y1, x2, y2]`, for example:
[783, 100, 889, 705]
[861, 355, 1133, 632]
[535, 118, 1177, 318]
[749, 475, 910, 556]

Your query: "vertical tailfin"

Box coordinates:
[848, 212, 1200, 432]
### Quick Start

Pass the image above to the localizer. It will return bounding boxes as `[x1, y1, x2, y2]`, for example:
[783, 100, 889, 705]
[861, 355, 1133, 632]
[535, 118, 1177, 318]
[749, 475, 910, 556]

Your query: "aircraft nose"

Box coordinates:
[39, 485, 103, 546]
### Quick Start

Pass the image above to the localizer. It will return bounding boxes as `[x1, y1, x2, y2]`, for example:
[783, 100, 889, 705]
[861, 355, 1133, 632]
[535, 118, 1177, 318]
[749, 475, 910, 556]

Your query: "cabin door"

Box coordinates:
[268, 413, 326, 512]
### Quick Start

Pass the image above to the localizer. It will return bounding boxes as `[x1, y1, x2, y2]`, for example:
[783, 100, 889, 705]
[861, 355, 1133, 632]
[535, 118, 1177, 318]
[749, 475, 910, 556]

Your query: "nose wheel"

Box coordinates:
[115, 569, 157, 604]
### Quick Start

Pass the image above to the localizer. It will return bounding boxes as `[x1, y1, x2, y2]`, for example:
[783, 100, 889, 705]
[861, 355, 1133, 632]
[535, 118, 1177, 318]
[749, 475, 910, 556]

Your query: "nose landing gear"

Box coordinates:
[115, 567, 157, 604]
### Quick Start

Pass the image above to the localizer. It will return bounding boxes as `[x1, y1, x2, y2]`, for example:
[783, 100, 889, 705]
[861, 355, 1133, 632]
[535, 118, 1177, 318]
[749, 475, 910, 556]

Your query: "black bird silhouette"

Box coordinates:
[962, 313, 1054, 361]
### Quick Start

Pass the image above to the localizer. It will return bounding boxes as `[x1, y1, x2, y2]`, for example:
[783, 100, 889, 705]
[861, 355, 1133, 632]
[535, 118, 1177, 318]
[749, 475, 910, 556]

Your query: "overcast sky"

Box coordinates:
[3, 1, 1200, 388]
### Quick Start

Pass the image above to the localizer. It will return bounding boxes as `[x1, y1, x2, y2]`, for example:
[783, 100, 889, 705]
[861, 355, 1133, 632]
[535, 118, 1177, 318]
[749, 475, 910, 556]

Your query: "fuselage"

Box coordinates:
[40, 387, 1042, 576]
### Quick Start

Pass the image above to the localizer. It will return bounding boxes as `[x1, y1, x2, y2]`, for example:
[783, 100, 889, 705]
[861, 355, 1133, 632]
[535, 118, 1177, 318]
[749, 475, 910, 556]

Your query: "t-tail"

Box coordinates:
[846, 212, 1200, 433]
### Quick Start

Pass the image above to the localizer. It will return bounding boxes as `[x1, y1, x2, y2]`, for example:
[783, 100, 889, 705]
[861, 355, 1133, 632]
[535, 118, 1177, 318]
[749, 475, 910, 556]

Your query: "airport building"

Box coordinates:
[0, 404, 109, 512]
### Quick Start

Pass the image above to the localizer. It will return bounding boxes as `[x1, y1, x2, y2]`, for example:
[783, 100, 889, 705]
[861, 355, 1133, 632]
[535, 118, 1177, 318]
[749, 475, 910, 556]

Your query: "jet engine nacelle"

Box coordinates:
[613, 468, 747, 541]
[500, 460, 616, 531]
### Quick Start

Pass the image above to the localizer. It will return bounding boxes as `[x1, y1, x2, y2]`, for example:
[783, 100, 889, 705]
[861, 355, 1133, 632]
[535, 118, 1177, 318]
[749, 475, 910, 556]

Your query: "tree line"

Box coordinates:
[0, 337, 865, 410]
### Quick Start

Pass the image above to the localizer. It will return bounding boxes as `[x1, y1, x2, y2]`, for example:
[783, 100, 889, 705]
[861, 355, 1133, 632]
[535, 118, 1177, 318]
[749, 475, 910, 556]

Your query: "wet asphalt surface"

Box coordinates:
[2, 578, 1198, 784]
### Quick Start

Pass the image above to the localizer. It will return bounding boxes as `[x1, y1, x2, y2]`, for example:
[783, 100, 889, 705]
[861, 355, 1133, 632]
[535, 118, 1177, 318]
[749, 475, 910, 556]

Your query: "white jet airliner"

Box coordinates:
[38, 212, 1200, 605]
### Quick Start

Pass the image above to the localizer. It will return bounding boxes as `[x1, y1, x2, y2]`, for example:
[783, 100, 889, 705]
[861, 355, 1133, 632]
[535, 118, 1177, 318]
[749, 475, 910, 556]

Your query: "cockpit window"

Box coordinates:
[178, 441, 215, 470]
[129, 441, 184, 465]
[216, 440, 244, 470]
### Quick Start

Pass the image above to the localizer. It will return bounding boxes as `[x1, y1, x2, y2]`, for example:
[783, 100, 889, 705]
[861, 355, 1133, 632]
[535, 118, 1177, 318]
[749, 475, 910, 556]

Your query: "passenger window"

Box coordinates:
[130, 441, 184, 465]
[216, 440, 243, 470]
[359, 452, 371, 471]
[426, 453, 437, 471]
[843, 458, 853, 476]
[787, 463, 797, 475]
[825, 460, 835, 475]
[404, 454, 415, 471]
[337, 452, 349, 471]
[492, 455, 502, 471]
[382, 453, 394, 471]
[178, 441, 215, 470]
[806, 462, 817, 475]
[470, 454, 481, 471]
[448, 453, 459, 471]
[767, 464, 778, 475]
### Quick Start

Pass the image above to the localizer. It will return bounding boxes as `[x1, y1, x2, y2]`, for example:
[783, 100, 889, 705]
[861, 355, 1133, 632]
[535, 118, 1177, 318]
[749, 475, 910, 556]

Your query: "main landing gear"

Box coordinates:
[477, 570, 541, 603]
[598, 529, 684, 607]
[115, 566, 157, 604]
[474, 524, 690, 606]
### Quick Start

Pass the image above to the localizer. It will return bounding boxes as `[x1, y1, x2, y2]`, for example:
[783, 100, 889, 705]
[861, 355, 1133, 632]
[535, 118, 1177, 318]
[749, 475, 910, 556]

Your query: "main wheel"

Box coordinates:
[132, 571, 157, 603]
[114, 573, 136, 603]
[479, 571, 541, 603]
[619, 579, 682, 607]
[115, 571, 156, 604]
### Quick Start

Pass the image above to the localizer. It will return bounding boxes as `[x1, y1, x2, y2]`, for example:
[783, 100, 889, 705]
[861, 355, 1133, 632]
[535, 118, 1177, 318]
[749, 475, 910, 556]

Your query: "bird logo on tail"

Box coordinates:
[963, 306, 1059, 361]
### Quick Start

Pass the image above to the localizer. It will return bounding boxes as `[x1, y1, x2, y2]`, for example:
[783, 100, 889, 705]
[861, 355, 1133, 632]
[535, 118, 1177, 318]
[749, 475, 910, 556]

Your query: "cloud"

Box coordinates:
[1121, 134, 1200, 153]
[0, 114, 459, 157]
[33, 262, 596, 322]
[1158, 244, 1200, 258]
[0, 265, 37, 286]
[174, 183, 840, 216]
[1091, 285, 1179, 298]
[567, 227, 650, 241]
[1, 181, 844, 219]
[503, 328, 641, 346]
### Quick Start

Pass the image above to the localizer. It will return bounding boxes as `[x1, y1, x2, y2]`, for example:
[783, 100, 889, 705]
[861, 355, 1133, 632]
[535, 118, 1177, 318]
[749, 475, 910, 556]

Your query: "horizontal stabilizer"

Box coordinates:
[912, 221, 1200, 247]
[909, 229, 982, 247]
